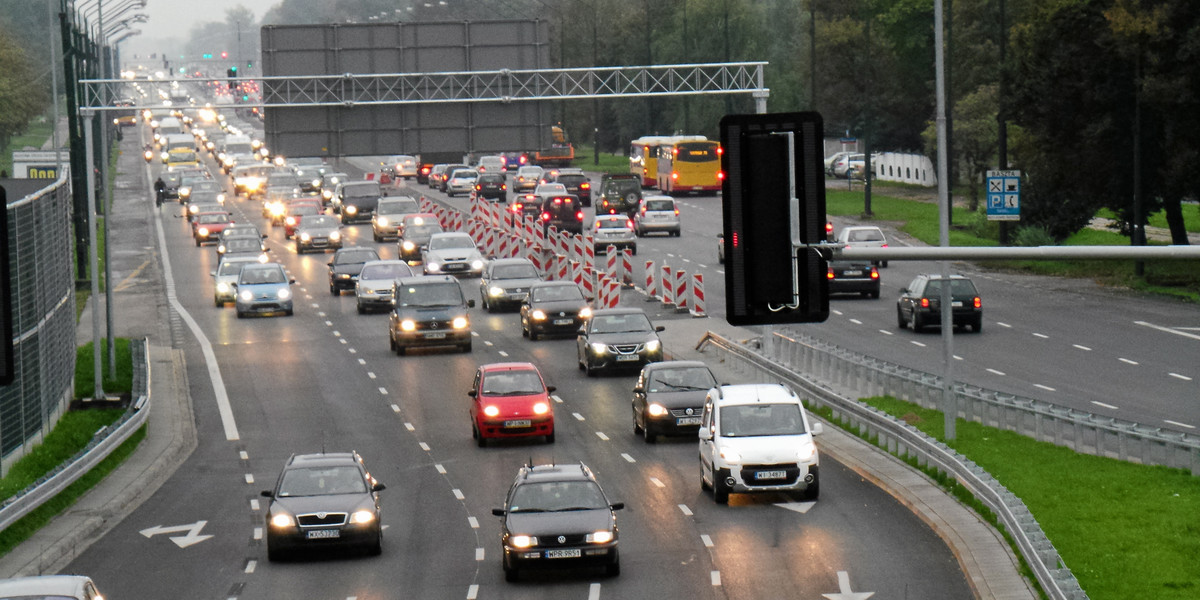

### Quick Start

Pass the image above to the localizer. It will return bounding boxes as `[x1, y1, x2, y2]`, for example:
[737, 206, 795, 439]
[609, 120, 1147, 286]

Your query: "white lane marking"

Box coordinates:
[253, 527, 262, 540]
[1034, 384, 1056, 392]
[498, 350, 509, 357]
[551, 394, 564, 403]
[878, 330, 893, 336]
[650, 477, 665, 488]
[419, 442, 430, 451]
[678, 504, 693, 516]
[1073, 344, 1092, 351]
[953, 355, 964, 361]
[910, 341, 927, 348]
[1119, 358, 1139, 365]
[1169, 372, 1193, 381]
[379, 387, 389, 395]
[339, 338, 348, 345]
[453, 489, 465, 500]
[573, 412, 585, 421]
[1091, 401, 1119, 410]
[358, 358, 366, 365]
[471, 331, 480, 337]
[244, 474, 254, 484]
[1136, 320, 1200, 341]
[468, 516, 479, 529]
[986, 368, 1006, 376]
[588, 583, 601, 600]
[475, 548, 485, 561]
[466, 585, 479, 600]
[368, 372, 377, 379]
[1033, 332, 1049, 339]
[831, 310, 843, 316]
[849, 319, 862, 325]
[484, 340, 493, 347]
[391, 404, 401, 413]
[325, 320, 333, 326]
[333, 330, 341, 337]
[711, 571, 721, 586]
[1164, 420, 1196, 429]
[239, 451, 249, 460]
[318, 311, 326, 317]
[154, 213, 240, 441]
[997, 322, 1012, 328]
[700, 534, 713, 547]
[348, 348, 357, 354]
[621, 453, 636, 463]
[596, 431, 609, 441]
[250, 499, 260, 511]
[245, 560, 256, 574]
[435, 464, 446, 474]
[405, 423, 415, 431]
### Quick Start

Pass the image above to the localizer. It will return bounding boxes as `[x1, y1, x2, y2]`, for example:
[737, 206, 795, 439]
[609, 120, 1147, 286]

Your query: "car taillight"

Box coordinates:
[826, 222, 834, 235]
[973, 297, 982, 308]
[672, 172, 679, 180]
[475, 185, 481, 190]
[826, 268, 835, 280]
[717, 171, 725, 180]
[512, 203, 522, 212]
[870, 268, 879, 280]
[626, 220, 634, 230]
[501, 184, 506, 190]
[920, 298, 931, 308]
[541, 212, 550, 221]
[580, 182, 590, 189]
[674, 208, 680, 215]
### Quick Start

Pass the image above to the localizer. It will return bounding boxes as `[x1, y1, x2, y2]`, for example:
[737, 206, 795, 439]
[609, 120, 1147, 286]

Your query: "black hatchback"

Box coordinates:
[475, 173, 508, 202]
[896, 273, 983, 333]
[539, 194, 584, 235]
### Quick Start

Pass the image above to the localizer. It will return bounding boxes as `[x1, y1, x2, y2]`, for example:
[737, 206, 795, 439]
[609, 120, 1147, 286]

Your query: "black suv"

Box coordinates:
[388, 275, 475, 354]
[896, 273, 982, 333]
[260, 452, 385, 561]
[328, 247, 381, 296]
[334, 181, 382, 224]
[539, 194, 584, 235]
[597, 173, 642, 217]
[550, 170, 592, 207]
[491, 462, 623, 581]
[475, 173, 508, 202]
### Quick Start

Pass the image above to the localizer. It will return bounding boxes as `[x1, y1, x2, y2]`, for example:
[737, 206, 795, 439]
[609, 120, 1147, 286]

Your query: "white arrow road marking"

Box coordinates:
[822, 571, 875, 600]
[139, 520, 213, 548]
[775, 501, 817, 514]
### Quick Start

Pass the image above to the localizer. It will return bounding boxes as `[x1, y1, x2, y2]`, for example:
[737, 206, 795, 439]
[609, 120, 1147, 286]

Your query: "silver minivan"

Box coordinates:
[633, 195, 681, 237]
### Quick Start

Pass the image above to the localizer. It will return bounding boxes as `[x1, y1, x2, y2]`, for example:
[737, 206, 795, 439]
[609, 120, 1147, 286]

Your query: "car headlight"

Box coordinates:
[329, 231, 341, 241]
[587, 531, 614, 544]
[590, 342, 607, 355]
[239, 290, 253, 301]
[489, 286, 505, 297]
[579, 307, 593, 319]
[509, 535, 536, 548]
[452, 316, 468, 329]
[645, 340, 660, 353]
[217, 194, 226, 204]
[647, 403, 668, 417]
[531, 309, 547, 320]
[160, 152, 169, 161]
[216, 282, 230, 293]
[180, 187, 191, 196]
[533, 402, 549, 415]
[797, 443, 817, 462]
[189, 205, 199, 214]
[270, 513, 295, 528]
[718, 448, 742, 464]
[345, 205, 357, 215]
[277, 288, 291, 300]
[400, 319, 416, 332]
[339, 273, 352, 279]
[257, 253, 269, 263]
[402, 240, 416, 251]
[426, 262, 440, 272]
[350, 510, 375, 524]
[322, 189, 333, 199]
[312, 178, 321, 188]
[470, 259, 484, 270]
[376, 216, 389, 227]
[197, 227, 209, 237]
[483, 405, 500, 417]
[271, 205, 285, 216]
[300, 232, 311, 241]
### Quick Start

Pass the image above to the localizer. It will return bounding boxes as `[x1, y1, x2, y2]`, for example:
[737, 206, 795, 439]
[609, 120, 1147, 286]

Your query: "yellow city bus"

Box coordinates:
[657, 138, 722, 195]
[629, 136, 675, 188]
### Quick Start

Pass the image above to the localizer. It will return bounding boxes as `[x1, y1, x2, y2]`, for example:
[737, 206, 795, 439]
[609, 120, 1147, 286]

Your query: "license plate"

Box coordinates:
[425, 332, 446, 339]
[843, 270, 862, 276]
[951, 301, 963, 307]
[546, 549, 582, 559]
[445, 264, 466, 270]
[306, 529, 340, 539]
[504, 419, 531, 428]
[754, 470, 787, 480]
[615, 354, 640, 362]
[692, 185, 703, 190]
[676, 416, 702, 426]
[553, 318, 573, 325]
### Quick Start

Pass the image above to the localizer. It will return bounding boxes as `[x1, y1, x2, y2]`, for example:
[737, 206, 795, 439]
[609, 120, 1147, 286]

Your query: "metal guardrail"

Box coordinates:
[0, 338, 151, 533]
[697, 331, 1088, 600]
[765, 328, 1200, 475]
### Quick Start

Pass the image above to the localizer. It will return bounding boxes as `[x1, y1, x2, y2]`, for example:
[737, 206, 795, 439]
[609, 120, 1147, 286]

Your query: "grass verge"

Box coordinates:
[75, 338, 132, 399]
[830, 396, 1200, 600]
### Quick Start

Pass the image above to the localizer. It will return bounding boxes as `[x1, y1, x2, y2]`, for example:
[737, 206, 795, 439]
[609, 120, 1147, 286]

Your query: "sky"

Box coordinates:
[124, 0, 273, 59]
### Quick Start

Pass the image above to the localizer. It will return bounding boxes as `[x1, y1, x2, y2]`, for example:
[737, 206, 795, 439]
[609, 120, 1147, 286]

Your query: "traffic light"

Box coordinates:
[719, 112, 829, 325]
[227, 66, 238, 89]
[203, 53, 213, 59]
[221, 51, 228, 59]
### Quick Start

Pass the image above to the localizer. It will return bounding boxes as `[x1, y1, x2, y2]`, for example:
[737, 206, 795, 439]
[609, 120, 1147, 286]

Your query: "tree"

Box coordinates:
[0, 23, 48, 157]
[923, 83, 998, 211]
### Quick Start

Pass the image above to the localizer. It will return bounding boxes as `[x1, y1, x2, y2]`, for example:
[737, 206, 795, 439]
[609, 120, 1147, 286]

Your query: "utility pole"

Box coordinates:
[997, 0, 1009, 245]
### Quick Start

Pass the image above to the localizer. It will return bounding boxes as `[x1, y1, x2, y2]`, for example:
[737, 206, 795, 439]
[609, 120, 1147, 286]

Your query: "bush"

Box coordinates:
[1013, 224, 1056, 247]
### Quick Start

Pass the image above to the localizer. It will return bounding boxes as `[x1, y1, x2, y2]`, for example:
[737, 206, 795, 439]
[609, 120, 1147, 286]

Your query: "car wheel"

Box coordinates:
[630, 246, 637, 256]
[357, 302, 365, 314]
[713, 472, 730, 504]
[236, 310, 245, 319]
[973, 316, 983, 333]
[330, 284, 339, 296]
[632, 409, 643, 435]
[460, 340, 472, 353]
[214, 297, 222, 307]
[546, 430, 555, 444]
[912, 313, 925, 333]
[896, 307, 907, 329]
[528, 327, 538, 341]
[389, 332, 397, 351]
[266, 542, 285, 562]
[368, 528, 383, 556]
[194, 238, 201, 247]
[882, 260, 889, 268]
[395, 345, 406, 356]
[504, 563, 519, 583]
[476, 431, 487, 448]
[870, 289, 880, 299]
[295, 244, 303, 254]
[802, 472, 821, 500]
[585, 360, 597, 378]
[605, 553, 621, 577]
[700, 460, 712, 491]
[643, 425, 656, 444]
[373, 231, 381, 242]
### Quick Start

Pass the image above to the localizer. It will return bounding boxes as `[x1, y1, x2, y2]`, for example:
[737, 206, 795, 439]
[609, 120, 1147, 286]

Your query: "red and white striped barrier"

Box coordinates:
[644, 260, 657, 299]
[554, 254, 569, 281]
[621, 249, 635, 287]
[605, 245, 618, 278]
[570, 260, 582, 287]
[580, 266, 596, 300]
[451, 211, 463, 233]
[596, 272, 620, 308]
[675, 269, 688, 312]
[690, 273, 707, 318]
[496, 232, 510, 258]
[660, 264, 673, 306]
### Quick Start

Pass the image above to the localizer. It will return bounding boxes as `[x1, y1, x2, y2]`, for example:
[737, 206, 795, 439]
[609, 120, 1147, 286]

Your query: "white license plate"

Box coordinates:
[306, 529, 340, 539]
[425, 332, 447, 339]
[546, 549, 582, 559]
[951, 301, 963, 307]
[843, 270, 862, 276]
[615, 354, 640, 362]
[553, 318, 573, 325]
[676, 416, 702, 426]
[504, 420, 532, 428]
[692, 185, 703, 190]
[754, 470, 787, 480]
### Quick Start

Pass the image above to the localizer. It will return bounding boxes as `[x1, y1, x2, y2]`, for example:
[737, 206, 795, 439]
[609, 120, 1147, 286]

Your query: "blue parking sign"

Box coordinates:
[986, 170, 1021, 221]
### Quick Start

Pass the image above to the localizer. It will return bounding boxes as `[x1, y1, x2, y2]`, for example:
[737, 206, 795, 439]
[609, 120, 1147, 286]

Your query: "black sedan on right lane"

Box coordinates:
[576, 308, 664, 376]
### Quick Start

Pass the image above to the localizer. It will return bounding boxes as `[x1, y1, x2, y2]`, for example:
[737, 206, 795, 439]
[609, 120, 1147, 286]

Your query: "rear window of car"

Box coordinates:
[556, 174, 587, 186]
[923, 279, 979, 297]
[530, 285, 583, 302]
[343, 183, 381, 198]
[643, 199, 674, 212]
[674, 142, 717, 162]
[847, 229, 885, 242]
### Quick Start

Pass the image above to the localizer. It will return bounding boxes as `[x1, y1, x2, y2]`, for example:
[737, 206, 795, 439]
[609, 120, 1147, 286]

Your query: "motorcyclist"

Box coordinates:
[154, 176, 166, 207]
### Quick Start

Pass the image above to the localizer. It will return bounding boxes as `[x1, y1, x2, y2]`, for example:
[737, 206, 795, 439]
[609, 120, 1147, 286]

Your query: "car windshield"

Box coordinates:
[405, 224, 442, 238]
[644, 199, 674, 212]
[196, 213, 230, 224]
[924, 279, 979, 297]
[531, 285, 583, 302]
[291, 205, 320, 216]
[509, 481, 607, 512]
[396, 283, 462, 307]
[378, 199, 418, 214]
[481, 370, 545, 396]
[720, 404, 807, 437]
[359, 263, 412, 280]
[302, 216, 336, 228]
[218, 261, 252, 276]
[429, 236, 475, 250]
[336, 250, 378, 265]
[590, 313, 651, 334]
[223, 238, 260, 252]
[344, 184, 381, 199]
[277, 466, 368, 497]
[268, 174, 301, 187]
[451, 170, 477, 179]
[494, 264, 539, 280]
[239, 267, 287, 285]
[648, 367, 716, 393]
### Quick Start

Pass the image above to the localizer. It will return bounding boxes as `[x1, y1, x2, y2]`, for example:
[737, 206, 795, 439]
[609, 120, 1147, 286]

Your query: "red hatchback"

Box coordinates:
[468, 363, 556, 447]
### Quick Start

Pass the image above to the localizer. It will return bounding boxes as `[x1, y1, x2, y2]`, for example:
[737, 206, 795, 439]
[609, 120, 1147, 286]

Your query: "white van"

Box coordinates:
[699, 383, 823, 503]
[223, 134, 253, 157]
[476, 155, 506, 174]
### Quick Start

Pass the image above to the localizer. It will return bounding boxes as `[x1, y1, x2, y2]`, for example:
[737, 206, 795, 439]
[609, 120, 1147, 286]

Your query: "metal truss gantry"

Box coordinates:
[79, 62, 769, 111]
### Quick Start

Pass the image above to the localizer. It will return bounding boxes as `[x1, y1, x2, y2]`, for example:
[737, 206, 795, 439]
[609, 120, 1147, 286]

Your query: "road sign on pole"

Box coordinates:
[986, 169, 1021, 221]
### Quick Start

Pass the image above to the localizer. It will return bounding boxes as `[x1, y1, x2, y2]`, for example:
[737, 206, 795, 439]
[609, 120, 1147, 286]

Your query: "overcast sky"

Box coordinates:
[122, 0, 271, 62]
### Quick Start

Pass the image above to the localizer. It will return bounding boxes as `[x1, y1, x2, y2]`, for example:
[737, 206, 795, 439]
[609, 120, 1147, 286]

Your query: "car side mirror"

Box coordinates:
[577, 326, 587, 336]
[262, 234, 268, 238]
[491, 508, 506, 517]
[288, 278, 296, 284]
[260, 490, 274, 498]
[328, 261, 334, 267]
[717, 233, 724, 239]
[811, 422, 824, 436]
[545, 385, 556, 394]
[467, 389, 477, 397]
[632, 386, 644, 394]
[654, 325, 665, 332]
[372, 482, 387, 492]
[467, 299, 476, 308]
[698, 428, 713, 441]
[610, 502, 625, 511]
[210, 271, 216, 277]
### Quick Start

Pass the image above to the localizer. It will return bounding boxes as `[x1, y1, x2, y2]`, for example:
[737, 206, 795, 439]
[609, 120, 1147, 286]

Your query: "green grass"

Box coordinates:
[574, 146, 632, 175]
[0, 116, 56, 176]
[849, 396, 1200, 600]
[74, 338, 133, 399]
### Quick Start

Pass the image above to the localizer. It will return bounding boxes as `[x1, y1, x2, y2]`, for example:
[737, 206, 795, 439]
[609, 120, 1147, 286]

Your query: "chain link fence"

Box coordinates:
[2, 175, 76, 476]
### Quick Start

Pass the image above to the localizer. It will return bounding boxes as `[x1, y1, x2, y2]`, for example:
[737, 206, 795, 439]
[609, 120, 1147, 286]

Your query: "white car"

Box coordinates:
[837, 225, 889, 267]
[422, 232, 485, 276]
[633, 195, 681, 237]
[390, 154, 418, 179]
[592, 214, 637, 255]
[699, 383, 823, 504]
[355, 259, 414, 313]
[476, 155, 507, 174]
[0, 576, 104, 600]
[445, 168, 478, 197]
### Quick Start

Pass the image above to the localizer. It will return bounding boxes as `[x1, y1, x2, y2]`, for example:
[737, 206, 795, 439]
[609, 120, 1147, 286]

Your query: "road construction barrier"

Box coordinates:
[580, 266, 596, 300]
[675, 269, 689, 312]
[660, 264, 673, 307]
[644, 260, 657, 299]
[690, 273, 707, 318]
[621, 249, 635, 287]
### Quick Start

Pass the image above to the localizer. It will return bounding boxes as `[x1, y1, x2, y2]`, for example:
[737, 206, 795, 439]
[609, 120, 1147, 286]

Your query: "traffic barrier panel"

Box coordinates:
[581, 266, 595, 300]
[605, 275, 621, 308]
[660, 264, 673, 306]
[675, 269, 689, 312]
[644, 260, 657, 300]
[621, 249, 635, 287]
[690, 273, 707, 318]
